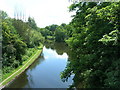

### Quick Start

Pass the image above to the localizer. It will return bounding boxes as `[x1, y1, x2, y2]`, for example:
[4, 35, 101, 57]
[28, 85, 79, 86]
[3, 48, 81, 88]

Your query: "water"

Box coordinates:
[7, 43, 73, 88]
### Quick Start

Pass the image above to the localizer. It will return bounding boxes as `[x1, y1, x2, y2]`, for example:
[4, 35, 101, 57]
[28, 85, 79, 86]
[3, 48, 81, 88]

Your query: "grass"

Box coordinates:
[0, 44, 43, 87]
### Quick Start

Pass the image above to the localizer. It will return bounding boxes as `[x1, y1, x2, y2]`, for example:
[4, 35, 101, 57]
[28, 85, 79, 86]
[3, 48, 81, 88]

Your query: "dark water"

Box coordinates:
[7, 43, 73, 88]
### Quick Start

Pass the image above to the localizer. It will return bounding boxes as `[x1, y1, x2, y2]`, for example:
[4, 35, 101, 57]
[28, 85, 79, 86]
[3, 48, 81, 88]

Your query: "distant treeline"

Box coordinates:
[39, 23, 73, 42]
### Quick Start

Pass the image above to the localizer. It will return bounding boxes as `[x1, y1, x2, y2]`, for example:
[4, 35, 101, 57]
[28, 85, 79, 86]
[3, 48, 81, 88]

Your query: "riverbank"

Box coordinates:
[0, 44, 43, 89]
[6, 43, 73, 88]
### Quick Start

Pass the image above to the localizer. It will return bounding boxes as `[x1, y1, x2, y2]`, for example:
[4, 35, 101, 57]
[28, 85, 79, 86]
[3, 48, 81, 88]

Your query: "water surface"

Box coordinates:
[7, 43, 73, 88]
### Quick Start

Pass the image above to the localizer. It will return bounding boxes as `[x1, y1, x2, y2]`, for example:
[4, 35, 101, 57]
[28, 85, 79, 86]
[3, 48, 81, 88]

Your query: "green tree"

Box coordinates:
[2, 16, 27, 73]
[61, 2, 120, 88]
[54, 26, 66, 42]
[1, 10, 44, 74]
[27, 17, 37, 30]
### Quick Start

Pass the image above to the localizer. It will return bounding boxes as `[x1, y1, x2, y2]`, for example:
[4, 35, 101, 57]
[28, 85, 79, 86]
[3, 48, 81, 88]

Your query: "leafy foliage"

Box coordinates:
[39, 24, 73, 42]
[61, 2, 120, 88]
[1, 10, 44, 74]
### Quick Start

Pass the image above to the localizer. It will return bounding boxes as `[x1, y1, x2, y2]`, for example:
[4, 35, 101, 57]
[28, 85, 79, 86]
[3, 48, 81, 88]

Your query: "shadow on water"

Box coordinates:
[44, 42, 70, 55]
[29, 53, 45, 70]
[6, 53, 45, 88]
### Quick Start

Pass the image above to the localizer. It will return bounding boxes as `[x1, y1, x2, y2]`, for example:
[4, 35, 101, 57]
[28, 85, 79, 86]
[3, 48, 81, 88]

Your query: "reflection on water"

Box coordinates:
[7, 43, 73, 88]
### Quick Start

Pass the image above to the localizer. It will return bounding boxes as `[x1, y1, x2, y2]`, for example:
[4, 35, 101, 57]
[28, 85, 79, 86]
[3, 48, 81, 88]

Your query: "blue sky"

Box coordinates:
[0, 0, 75, 28]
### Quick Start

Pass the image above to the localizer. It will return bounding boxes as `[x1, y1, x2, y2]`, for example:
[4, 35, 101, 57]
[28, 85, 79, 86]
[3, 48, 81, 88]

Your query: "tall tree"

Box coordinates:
[27, 17, 37, 30]
[61, 2, 120, 88]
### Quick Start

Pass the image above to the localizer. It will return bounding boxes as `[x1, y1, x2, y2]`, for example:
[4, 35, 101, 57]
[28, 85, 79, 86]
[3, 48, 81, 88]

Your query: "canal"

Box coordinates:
[7, 43, 73, 88]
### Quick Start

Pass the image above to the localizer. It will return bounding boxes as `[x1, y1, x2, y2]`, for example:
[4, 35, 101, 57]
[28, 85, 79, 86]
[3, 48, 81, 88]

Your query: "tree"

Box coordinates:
[2, 16, 27, 72]
[54, 27, 66, 42]
[61, 2, 120, 88]
[27, 17, 37, 30]
[2, 10, 44, 74]
[0, 10, 8, 20]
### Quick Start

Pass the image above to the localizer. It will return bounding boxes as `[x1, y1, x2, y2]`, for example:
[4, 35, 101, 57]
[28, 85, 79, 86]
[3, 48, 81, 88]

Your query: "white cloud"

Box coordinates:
[43, 47, 68, 60]
[44, 56, 49, 59]
[56, 53, 68, 59]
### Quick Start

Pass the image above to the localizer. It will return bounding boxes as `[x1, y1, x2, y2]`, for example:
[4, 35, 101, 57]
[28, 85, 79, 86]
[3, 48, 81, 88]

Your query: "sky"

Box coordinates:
[0, 0, 75, 28]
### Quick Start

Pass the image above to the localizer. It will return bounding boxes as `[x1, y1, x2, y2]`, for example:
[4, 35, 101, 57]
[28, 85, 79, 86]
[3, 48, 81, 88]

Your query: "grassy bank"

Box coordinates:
[0, 44, 43, 88]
